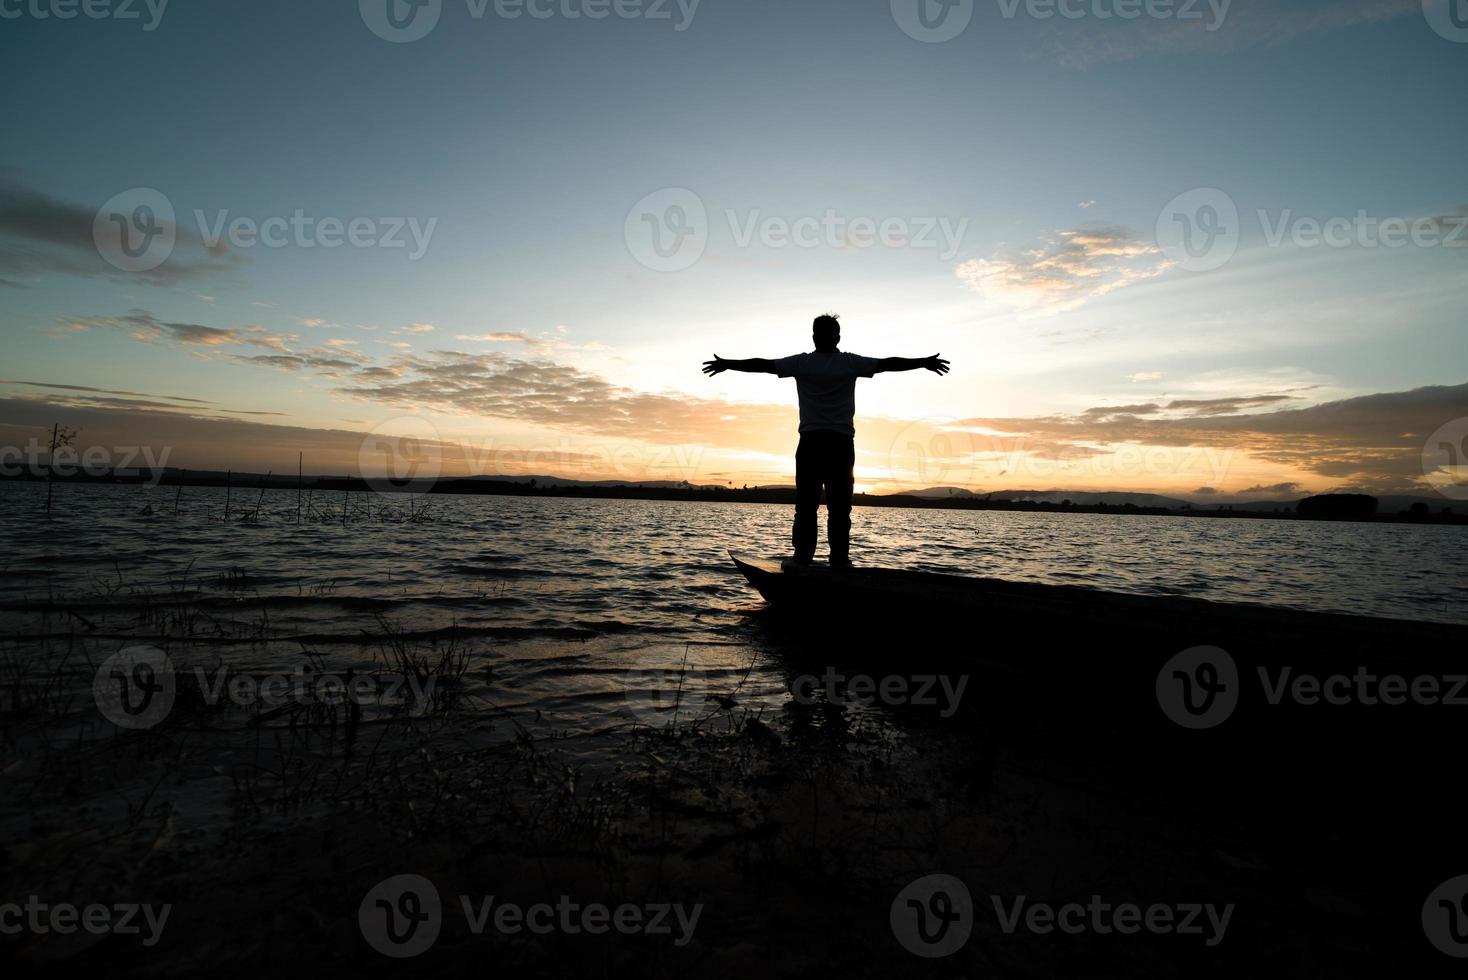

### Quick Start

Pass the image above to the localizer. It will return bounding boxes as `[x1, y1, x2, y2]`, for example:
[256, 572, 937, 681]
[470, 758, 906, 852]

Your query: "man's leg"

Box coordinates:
[824, 434, 856, 564]
[791, 435, 819, 563]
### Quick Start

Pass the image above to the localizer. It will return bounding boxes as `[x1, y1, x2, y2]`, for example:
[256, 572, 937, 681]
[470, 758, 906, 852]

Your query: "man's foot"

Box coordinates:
[781, 555, 813, 571]
[828, 557, 853, 569]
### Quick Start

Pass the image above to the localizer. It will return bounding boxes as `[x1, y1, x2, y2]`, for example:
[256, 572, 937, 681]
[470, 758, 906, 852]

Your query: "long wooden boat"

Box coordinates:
[728, 551, 1467, 661]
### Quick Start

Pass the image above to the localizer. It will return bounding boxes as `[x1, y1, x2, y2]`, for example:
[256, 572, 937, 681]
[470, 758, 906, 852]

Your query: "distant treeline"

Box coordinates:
[6, 469, 1465, 525]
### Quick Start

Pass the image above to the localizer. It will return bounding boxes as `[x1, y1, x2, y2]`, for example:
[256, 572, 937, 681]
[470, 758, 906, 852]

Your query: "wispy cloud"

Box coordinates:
[0, 174, 240, 286]
[0, 379, 213, 405]
[63, 311, 295, 352]
[956, 227, 1173, 314]
[457, 332, 535, 344]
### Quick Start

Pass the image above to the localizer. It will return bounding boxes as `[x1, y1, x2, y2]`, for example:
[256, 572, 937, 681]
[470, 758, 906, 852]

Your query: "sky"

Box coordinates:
[1, 0, 1466, 499]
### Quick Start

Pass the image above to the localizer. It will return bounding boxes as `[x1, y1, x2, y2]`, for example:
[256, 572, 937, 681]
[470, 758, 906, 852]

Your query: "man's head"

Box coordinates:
[812, 313, 841, 352]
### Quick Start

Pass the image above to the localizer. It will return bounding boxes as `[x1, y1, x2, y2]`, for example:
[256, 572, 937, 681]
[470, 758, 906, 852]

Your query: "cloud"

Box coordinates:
[1163, 395, 1296, 415]
[0, 174, 240, 286]
[336, 349, 795, 451]
[1039, 0, 1420, 70]
[956, 227, 1173, 314]
[352, 366, 402, 381]
[0, 380, 213, 405]
[0, 381, 275, 418]
[1079, 403, 1164, 420]
[236, 354, 314, 372]
[0, 398, 662, 478]
[403, 323, 435, 333]
[1129, 371, 1163, 383]
[457, 332, 535, 344]
[1235, 482, 1302, 497]
[64, 311, 295, 354]
[954, 382, 1468, 493]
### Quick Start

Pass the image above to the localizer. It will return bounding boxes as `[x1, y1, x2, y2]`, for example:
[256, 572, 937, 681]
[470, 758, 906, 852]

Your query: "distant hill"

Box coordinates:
[1191, 494, 1457, 513]
[897, 488, 1194, 509]
[897, 488, 1459, 514]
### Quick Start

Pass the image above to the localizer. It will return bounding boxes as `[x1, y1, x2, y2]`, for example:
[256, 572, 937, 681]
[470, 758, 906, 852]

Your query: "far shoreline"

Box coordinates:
[5, 470, 1466, 527]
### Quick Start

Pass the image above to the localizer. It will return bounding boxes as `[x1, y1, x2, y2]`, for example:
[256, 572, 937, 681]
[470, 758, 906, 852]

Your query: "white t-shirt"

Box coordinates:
[774, 351, 882, 436]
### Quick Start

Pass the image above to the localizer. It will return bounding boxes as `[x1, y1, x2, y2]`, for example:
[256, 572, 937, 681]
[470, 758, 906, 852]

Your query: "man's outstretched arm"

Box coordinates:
[874, 354, 950, 376]
[703, 356, 780, 376]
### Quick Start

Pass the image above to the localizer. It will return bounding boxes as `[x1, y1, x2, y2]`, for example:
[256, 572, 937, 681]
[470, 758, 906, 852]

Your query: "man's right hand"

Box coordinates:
[702, 355, 728, 376]
[923, 354, 951, 375]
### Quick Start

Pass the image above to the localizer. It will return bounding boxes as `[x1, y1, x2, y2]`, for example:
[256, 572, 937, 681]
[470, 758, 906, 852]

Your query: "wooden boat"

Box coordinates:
[728, 551, 1467, 661]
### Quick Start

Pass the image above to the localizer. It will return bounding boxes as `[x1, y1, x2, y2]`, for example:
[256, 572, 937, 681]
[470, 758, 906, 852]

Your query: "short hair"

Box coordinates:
[812, 313, 841, 345]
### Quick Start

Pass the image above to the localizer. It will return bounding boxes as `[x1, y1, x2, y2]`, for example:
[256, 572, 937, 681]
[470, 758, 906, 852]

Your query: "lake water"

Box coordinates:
[1, 481, 1464, 736]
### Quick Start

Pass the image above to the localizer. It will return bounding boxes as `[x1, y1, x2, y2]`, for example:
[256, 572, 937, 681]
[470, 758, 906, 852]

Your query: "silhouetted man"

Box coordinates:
[703, 314, 949, 568]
